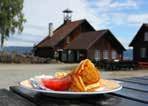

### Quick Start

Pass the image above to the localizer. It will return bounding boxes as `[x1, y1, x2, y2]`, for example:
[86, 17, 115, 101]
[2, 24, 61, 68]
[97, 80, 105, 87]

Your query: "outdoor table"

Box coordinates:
[0, 76, 148, 106]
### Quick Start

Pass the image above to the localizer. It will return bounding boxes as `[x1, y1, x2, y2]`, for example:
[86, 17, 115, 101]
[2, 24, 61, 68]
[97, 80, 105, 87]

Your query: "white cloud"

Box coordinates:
[84, 0, 148, 27]
[80, 0, 144, 29]
[89, 0, 139, 12]
[110, 0, 138, 9]
[108, 13, 148, 26]
[127, 14, 148, 25]
[4, 40, 34, 47]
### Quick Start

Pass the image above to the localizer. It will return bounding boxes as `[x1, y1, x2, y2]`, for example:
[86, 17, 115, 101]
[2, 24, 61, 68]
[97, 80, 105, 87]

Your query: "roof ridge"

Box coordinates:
[71, 19, 86, 22]
[143, 23, 148, 25]
[53, 19, 86, 33]
[75, 29, 107, 36]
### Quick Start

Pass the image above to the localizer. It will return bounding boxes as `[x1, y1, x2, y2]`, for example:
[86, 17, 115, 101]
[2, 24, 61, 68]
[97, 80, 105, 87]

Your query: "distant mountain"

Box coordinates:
[0, 46, 33, 54]
[123, 49, 133, 60]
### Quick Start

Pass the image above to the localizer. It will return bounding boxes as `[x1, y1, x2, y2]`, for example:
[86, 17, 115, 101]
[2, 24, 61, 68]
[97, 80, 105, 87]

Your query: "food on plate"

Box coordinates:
[99, 79, 120, 89]
[69, 59, 101, 92]
[20, 59, 122, 93]
[55, 71, 70, 78]
[40, 59, 101, 92]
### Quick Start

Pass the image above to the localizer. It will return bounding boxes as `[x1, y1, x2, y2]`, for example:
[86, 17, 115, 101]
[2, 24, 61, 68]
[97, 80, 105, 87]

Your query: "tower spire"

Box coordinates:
[63, 8, 73, 24]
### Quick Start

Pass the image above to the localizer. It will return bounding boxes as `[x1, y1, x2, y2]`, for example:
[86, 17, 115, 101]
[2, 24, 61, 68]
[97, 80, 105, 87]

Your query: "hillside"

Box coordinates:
[0, 46, 33, 54]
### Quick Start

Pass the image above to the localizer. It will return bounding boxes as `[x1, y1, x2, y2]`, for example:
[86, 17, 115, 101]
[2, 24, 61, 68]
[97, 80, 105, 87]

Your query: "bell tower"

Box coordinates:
[63, 8, 73, 23]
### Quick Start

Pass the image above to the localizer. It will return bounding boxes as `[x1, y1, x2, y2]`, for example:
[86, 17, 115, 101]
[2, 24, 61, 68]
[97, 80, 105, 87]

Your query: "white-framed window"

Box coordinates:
[103, 50, 108, 59]
[94, 49, 100, 61]
[112, 50, 116, 59]
[144, 32, 148, 41]
[140, 48, 146, 58]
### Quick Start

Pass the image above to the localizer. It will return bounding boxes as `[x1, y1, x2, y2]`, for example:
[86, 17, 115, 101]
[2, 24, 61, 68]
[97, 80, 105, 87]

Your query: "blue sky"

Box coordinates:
[4, 0, 148, 49]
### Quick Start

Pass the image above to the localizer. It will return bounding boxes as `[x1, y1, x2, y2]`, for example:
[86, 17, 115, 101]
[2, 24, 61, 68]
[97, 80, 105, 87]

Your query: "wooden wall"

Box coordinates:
[87, 37, 123, 61]
[55, 22, 95, 49]
[132, 26, 148, 62]
[34, 47, 54, 58]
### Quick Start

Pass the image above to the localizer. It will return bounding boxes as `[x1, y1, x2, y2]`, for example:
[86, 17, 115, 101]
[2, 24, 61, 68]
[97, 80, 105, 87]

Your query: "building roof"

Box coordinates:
[35, 19, 88, 48]
[129, 23, 148, 46]
[66, 30, 125, 51]
[66, 30, 106, 49]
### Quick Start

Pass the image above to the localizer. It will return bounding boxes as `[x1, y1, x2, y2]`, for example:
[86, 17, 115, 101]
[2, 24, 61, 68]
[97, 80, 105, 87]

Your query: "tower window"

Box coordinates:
[66, 37, 70, 44]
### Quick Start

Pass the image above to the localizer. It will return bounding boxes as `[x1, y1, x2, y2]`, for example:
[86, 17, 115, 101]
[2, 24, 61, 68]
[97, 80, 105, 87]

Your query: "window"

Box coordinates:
[144, 32, 148, 41]
[54, 51, 59, 59]
[112, 50, 116, 59]
[76, 51, 80, 61]
[66, 37, 70, 44]
[94, 50, 100, 61]
[103, 50, 108, 59]
[140, 48, 146, 58]
[61, 51, 67, 61]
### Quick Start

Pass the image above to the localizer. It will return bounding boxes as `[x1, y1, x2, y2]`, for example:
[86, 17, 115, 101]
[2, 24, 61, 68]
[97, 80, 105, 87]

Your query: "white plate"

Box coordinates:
[19, 78, 122, 98]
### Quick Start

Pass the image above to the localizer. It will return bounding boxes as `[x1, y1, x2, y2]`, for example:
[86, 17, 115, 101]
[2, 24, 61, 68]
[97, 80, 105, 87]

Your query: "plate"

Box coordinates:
[19, 77, 122, 98]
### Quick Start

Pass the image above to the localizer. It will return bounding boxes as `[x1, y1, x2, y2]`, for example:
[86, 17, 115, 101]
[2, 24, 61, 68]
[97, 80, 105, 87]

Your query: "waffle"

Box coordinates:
[70, 59, 101, 92]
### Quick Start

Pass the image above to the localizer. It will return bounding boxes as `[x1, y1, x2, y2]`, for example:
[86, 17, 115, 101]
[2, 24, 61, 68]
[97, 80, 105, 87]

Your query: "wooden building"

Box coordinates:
[65, 30, 125, 62]
[129, 23, 148, 64]
[34, 19, 95, 58]
[34, 9, 125, 62]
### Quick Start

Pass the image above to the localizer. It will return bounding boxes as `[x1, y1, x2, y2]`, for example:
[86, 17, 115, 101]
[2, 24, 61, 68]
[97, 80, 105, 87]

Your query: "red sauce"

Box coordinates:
[42, 75, 72, 91]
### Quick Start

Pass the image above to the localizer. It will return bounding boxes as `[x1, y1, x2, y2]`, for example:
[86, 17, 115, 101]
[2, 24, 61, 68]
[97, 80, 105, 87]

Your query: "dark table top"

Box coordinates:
[0, 76, 148, 106]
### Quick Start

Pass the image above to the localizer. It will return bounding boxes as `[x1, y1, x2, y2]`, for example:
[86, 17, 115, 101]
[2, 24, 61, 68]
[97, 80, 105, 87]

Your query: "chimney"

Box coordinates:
[48, 23, 53, 37]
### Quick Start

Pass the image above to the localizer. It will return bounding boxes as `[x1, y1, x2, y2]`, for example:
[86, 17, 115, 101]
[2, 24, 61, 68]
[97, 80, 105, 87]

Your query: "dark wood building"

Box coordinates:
[34, 19, 95, 58]
[129, 23, 148, 63]
[65, 30, 125, 62]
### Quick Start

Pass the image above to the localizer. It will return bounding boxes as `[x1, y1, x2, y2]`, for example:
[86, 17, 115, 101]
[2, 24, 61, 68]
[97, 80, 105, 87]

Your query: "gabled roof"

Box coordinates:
[35, 19, 92, 48]
[66, 30, 125, 51]
[66, 30, 107, 49]
[129, 23, 148, 46]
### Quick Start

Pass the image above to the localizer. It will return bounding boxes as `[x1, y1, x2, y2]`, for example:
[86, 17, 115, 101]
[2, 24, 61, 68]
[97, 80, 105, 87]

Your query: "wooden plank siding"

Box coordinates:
[87, 37, 122, 61]
[55, 25, 82, 49]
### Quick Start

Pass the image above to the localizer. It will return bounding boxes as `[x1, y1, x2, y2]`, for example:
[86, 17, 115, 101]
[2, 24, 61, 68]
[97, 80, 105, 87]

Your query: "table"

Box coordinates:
[0, 76, 148, 106]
